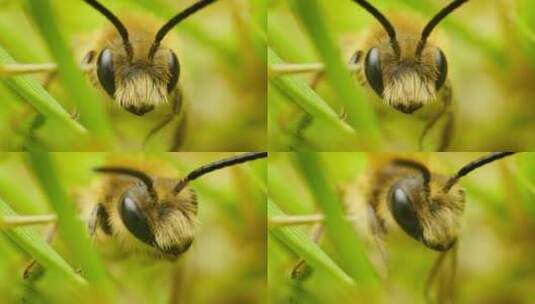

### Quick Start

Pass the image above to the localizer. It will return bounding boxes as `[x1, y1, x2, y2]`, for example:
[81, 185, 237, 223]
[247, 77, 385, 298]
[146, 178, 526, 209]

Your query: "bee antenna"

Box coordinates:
[94, 167, 157, 200]
[443, 152, 516, 192]
[416, 0, 468, 56]
[149, 0, 217, 59]
[351, 0, 400, 57]
[174, 152, 267, 194]
[392, 159, 432, 198]
[84, 0, 133, 60]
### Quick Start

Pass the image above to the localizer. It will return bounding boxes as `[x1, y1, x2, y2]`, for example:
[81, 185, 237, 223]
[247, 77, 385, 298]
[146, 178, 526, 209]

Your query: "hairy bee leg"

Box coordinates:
[143, 88, 183, 148]
[438, 111, 454, 152]
[23, 224, 58, 280]
[290, 223, 324, 280]
[419, 82, 453, 151]
[171, 108, 187, 151]
[169, 262, 186, 304]
[424, 250, 449, 304]
[440, 244, 458, 304]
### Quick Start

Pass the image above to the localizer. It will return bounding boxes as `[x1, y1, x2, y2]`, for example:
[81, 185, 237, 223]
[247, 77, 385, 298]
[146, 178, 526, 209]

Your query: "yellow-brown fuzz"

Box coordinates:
[365, 160, 465, 250]
[360, 14, 443, 112]
[87, 15, 176, 109]
[80, 159, 197, 260]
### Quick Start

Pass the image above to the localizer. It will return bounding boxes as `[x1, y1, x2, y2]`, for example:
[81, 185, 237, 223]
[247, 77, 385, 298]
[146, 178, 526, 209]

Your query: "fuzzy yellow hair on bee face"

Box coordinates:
[82, 0, 217, 116]
[351, 0, 468, 114]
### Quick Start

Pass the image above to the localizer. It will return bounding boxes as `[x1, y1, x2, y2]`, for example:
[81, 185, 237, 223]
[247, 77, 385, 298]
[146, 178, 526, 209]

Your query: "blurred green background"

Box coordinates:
[0, 152, 267, 303]
[0, 0, 266, 151]
[268, 152, 535, 303]
[268, 0, 535, 151]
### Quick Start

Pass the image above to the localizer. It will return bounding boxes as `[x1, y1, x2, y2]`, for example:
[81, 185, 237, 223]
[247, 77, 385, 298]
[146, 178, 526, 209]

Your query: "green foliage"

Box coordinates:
[289, 0, 383, 150]
[268, 198, 354, 286]
[0, 47, 86, 138]
[0, 198, 85, 286]
[25, 0, 114, 148]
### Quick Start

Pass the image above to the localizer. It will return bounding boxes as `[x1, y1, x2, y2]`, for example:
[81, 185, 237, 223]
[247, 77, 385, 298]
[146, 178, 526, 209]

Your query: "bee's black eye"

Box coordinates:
[388, 184, 423, 242]
[435, 49, 448, 90]
[96, 48, 116, 97]
[365, 47, 384, 97]
[167, 51, 180, 93]
[119, 194, 155, 246]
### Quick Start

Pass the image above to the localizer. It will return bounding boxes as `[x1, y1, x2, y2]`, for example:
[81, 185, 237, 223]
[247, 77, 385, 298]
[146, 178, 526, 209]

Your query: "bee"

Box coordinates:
[277, 0, 469, 151]
[348, 0, 469, 151]
[83, 152, 267, 260]
[286, 152, 516, 302]
[3, 0, 218, 150]
[81, 0, 218, 149]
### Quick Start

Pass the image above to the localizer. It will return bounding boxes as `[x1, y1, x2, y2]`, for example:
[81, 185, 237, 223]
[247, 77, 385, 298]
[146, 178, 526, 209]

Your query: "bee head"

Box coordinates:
[386, 152, 515, 251]
[352, 0, 467, 113]
[387, 159, 464, 251]
[94, 167, 197, 258]
[92, 152, 267, 258]
[84, 0, 216, 116]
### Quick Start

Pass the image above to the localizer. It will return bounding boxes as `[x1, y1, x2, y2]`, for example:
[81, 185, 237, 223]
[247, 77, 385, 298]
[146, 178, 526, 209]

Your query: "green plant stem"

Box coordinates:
[25, 0, 115, 148]
[294, 152, 378, 285]
[27, 150, 114, 302]
[289, 0, 383, 149]
[0, 198, 85, 286]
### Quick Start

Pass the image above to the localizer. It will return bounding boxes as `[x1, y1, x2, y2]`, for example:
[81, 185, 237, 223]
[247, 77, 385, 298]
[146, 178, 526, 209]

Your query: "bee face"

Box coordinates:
[351, 0, 467, 114]
[101, 175, 197, 259]
[83, 0, 216, 116]
[95, 37, 180, 116]
[386, 173, 464, 251]
[363, 33, 448, 114]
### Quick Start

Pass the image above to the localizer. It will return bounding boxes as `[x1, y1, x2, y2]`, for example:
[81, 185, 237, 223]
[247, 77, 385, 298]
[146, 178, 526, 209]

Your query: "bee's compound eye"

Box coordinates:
[96, 48, 116, 97]
[119, 195, 155, 246]
[364, 48, 384, 97]
[435, 49, 448, 90]
[389, 184, 422, 242]
[167, 51, 180, 93]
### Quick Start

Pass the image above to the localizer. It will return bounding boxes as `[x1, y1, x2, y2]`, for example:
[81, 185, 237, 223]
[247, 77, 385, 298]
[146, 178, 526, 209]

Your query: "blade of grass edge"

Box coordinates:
[25, 0, 114, 148]
[268, 198, 354, 287]
[289, 0, 383, 150]
[0, 198, 86, 286]
[294, 152, 378, 285]
[26, 150, 114, 302]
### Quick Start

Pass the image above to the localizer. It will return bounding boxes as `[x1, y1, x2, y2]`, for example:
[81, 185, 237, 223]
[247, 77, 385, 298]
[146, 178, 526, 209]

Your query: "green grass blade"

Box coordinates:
[26, 151, 114, 301]
[24, 0, 114, 147]
[0, 198, 86, 286]
[268, 48, 358, 146]
[294, 152, 378, 285]
[268, 198, 354, 287]
[289, 0, 383, 149]
[0, 46, 87, 136]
